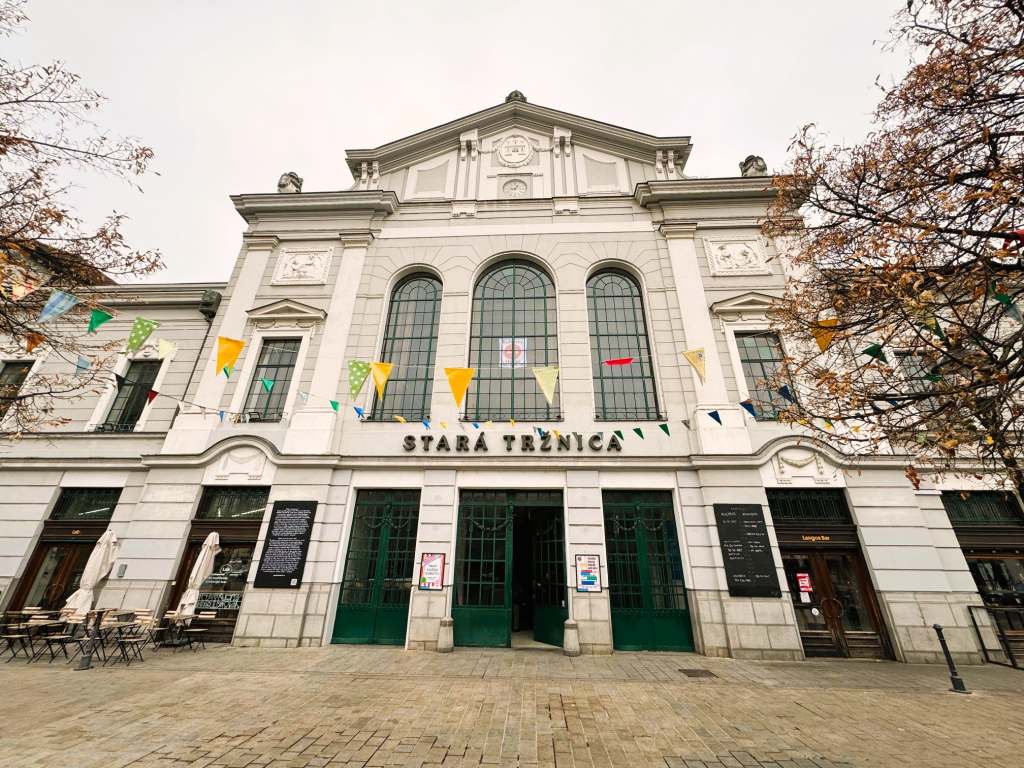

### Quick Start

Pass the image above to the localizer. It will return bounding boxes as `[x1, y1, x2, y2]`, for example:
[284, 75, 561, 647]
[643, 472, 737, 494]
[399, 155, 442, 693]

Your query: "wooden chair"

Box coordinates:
[181, 611, 216, 651]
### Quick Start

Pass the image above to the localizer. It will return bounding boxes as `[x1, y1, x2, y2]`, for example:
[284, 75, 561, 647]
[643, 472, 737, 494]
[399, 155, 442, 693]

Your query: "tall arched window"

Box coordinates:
[371, 273, 442, 420]
[467, 259, 559, 420]
[587, 269, 660, 420]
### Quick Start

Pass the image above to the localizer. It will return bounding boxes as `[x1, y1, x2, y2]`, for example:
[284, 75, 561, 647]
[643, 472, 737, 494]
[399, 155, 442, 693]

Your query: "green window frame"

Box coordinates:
[370, 274, 442, 421]
[242, 338, 301, 422]
[735, 331, 787, 420]
[102, 359, 161, 431]
[195, 486, 270, 521]
[941, 491, 1024, 526]
[50, 487, 122, 521]
[0, 360, 33, 419]
[765, 488, 853, 524]
[587, 269, 661, 420]
[466, 259, 559, 421]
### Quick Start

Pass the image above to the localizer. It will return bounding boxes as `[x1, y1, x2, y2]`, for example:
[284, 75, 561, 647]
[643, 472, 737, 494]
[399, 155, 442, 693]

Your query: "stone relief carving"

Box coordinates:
[772, 448, 839, 485]
[703, 239, 771, 276]
[277, 171, 303, 193]
[214, 447, 267, 481]
[496, 135, 533, 168]
[739, 155, 767, 177]
[272, 248, 332, 285]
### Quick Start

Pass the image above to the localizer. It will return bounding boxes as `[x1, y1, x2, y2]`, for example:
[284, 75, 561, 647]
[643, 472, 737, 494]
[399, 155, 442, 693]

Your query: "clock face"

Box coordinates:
[497, 135, 532, 167]
[503, 179, 528, 198]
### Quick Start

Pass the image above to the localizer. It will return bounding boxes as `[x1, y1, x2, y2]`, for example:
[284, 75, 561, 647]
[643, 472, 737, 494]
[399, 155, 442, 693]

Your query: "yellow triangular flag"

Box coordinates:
[682, 348, 706, 383]
[370, 362, 393, 399]
[444, 367, 476, 408]
[531, 365, 559, 405]
[812, 318, 838, 353]
[216, 337, 244, 373]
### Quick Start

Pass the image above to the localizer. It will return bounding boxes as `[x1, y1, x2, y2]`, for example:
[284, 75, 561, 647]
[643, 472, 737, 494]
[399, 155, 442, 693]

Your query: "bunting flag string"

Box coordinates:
[126, 317, 160, 353]
[739, 399, 757, 418]
[146, 389, 158, 404]
[25, 332, 44, 353]
[348, 361, 372, 398]
[861, 343, 888, 363]
[602, 357, 634, 366]
[707, 410, 722, 425]
[658, 423, 670, 436]
[444, 367, 475, 408]
[156, 339, 178, 359]
[681, 348, 706, 383]
[632, 427, 644, 439]
[394, 415, 407, 424]
[778, 385, 795, 403]
[39, 290, 79, 323]
[531, 366, 559, 405]
[370, 362, 393, 399]
[75, 355, 90, 373]
[811, 318, 838, 353]
[87, 308, 114, 334]
[259, 378, 274, 392]
[216, 337, 245, 374]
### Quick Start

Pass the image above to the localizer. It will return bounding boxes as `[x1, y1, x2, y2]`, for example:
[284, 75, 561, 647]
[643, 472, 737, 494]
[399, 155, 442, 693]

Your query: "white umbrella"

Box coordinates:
[63, 529, 119, 614]
[176, 532, 221, 617]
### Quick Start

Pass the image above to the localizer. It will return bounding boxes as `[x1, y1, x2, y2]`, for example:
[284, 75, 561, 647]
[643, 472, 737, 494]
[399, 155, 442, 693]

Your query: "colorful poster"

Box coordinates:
[418, 552, 445, 591]
[499, 337, 527, 368]
[796, 572, 813, 592]
[575, 554, 602, 592]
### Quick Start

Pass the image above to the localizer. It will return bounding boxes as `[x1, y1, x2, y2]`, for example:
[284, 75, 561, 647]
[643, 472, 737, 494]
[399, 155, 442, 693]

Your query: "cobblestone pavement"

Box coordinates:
[1, 646, 1023, 768]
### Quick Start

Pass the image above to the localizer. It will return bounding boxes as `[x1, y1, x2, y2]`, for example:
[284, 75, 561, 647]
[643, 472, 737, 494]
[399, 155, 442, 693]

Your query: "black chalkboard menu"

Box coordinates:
[254, 500, 317, 589]
[713, 503, 781, 598]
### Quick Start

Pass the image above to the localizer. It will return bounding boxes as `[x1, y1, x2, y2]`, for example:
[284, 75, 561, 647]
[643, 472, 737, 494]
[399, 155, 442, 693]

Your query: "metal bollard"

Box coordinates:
[932, 624, 969, 694]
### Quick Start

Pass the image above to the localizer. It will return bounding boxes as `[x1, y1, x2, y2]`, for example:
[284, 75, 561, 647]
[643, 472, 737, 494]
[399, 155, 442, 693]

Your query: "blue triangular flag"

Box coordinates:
[708, 410, 723, 425]
[75, 355, 90, 373]
[472, 422, 480, 429]
[352, 405, 364, 418]
[778, 385, 795, 403]
[422, 419, 430, 429]
[38, 290, 79, 322]
[219, 410, 225, 422]
[739, 399, 757, 418]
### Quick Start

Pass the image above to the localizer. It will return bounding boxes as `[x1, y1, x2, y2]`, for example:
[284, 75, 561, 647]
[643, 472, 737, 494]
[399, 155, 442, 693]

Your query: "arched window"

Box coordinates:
[467, 259, 559, 420]
[587, 269, 660, 419]
[371, 273, 442, 420]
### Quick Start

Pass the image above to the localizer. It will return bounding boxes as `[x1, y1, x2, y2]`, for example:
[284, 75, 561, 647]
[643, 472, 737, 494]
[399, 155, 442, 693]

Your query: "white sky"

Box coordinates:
[7, 0, 907, 284]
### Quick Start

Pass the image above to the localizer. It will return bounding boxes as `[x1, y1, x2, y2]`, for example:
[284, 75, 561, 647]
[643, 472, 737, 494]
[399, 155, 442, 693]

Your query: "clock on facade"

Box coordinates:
[502, 179, 528, 198]
[497, 135, 532, 167]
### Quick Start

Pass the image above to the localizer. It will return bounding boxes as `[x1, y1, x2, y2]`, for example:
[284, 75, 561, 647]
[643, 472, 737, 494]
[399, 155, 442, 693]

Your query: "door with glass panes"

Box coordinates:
[603, 491, 693, 651]
[333, 490, 420, 645]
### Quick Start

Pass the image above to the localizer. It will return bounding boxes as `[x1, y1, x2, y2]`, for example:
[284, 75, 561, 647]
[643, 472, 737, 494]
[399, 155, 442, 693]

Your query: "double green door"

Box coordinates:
[603, 490, 694, 651]
[332, 489, 420, 645]
[453, 490, 567, 647]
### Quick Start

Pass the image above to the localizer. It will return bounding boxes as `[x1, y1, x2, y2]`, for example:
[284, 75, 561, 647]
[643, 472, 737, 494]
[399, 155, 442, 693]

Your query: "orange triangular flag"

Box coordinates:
[25, 332, 44, 353]
[370, 362, 393, 399]
[812, 318, 838, 353]
[682, 348, 706, 383]
[445, 367, 476, 409]
[216, 337, 245, 373]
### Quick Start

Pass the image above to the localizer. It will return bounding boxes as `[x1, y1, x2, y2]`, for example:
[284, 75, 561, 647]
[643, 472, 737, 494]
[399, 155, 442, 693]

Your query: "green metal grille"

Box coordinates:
[370, 274, 442, 421]
[942, 491, 1024, 526]
[455, 491, 511, 608]
[195, 487, 270, 520]
[533, 513, 567, 606]
[587, 270, 661, 420]
[103, 360, 160, 430]
[466, 260, 560, 421]
[736, 331, 786, 420]
[766, 488, 853, 524]
[50, 488, 122, 521]
[242, 338, 300, 421]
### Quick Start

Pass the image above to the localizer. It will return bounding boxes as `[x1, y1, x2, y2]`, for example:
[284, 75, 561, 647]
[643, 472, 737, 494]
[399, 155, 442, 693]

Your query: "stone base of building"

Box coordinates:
[880, 590, 988, 665]
[692, 589, 804, 660]
[231, 582, 333, 648]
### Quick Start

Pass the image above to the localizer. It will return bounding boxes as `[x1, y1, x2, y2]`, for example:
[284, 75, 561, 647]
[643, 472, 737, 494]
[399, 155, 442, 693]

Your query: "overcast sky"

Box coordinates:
[7, 0, 907, 284]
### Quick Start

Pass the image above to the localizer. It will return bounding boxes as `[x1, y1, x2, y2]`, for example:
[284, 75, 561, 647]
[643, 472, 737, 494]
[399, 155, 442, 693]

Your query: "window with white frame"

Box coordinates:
[241, 338, 300, 421]
[734, 331, 788, 420]
[0, 360, 33, 419]
[100, 359, 160, 431]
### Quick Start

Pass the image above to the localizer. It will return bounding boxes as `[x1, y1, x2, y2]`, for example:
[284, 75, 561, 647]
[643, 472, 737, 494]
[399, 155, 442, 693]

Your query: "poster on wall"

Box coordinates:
[575, 554, 602, 592]
[418, 553, 445, 590]
[499, 338, 527, 368]
[253, 500, 317, 589]
[713, 503, 782, 598]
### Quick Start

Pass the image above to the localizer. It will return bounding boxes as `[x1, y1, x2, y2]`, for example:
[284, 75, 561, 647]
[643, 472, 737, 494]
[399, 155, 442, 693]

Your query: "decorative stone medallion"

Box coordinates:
[502, 178, 528, 198]
[272, 247, 332, 285]
[497, 135, 533, 167]
[702, 239, 770, 276]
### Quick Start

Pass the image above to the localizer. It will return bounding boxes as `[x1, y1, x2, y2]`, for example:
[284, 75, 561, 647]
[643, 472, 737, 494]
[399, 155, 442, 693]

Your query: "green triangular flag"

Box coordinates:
[87, 308, 114, 334]
[125, 317, 160, 353]
[633, 427, 644, 439]
[329, 400, 339, 412]
[348, 360, 372, 398]
[223, 365, 232, 378]
[260, 378, 274, 392]
[614, 430, 624, 440]
[862, 343, 887, 363]
[659, 423, 670, 436]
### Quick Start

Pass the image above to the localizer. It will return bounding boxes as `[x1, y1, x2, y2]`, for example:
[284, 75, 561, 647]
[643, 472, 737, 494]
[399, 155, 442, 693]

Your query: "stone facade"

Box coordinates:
[0, 94, 1005, 665]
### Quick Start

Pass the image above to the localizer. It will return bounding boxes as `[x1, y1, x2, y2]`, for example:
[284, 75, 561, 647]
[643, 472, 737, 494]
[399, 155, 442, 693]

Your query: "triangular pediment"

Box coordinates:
[344, 94, 691, 201]
[710, 291, 781, 319]
[246, 299, 326, 323]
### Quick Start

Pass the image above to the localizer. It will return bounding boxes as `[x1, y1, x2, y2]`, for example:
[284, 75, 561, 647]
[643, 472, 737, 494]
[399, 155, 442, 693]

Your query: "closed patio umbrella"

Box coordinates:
[176, 532, 221, 617]
[63, 529, 119, 614]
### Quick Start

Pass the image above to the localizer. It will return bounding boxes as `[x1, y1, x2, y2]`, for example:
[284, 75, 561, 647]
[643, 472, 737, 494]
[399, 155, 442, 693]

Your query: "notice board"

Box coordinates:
[254, 500, 317, 589]
[713, 503, 781, 598]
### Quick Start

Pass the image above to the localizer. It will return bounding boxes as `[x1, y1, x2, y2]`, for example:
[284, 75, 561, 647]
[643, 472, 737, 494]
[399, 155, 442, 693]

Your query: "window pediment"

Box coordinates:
[711, 292, 780, 321]
[246, 299, 326, 330]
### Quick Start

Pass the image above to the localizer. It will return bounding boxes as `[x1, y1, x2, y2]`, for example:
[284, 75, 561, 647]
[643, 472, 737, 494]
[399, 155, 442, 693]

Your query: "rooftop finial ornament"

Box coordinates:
[276, 171, 303, 193]
[739, 155, 767, 177]
[505, 90, 527, 103]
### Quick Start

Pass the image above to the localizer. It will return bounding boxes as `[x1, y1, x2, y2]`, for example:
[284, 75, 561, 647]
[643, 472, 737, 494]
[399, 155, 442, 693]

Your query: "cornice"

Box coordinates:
[635, 177, 777, 207]
[80, 283, 226, 308]
[231, 190, 399, 223]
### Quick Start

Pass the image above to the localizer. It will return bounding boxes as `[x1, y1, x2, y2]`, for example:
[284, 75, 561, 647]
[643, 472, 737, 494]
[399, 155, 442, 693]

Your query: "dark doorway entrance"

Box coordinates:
[333, 489, 421, 645]
[14, 542, 94, 610]
[454, 490, 567, 648]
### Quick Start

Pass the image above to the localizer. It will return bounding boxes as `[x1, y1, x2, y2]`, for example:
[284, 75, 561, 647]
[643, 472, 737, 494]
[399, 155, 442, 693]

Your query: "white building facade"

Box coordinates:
[2, 93, 1020, 663]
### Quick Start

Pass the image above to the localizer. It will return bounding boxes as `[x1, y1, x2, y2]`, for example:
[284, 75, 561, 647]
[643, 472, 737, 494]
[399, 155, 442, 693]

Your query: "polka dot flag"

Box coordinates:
[126, 317, 160, 353]
[348, 360, 372, 398]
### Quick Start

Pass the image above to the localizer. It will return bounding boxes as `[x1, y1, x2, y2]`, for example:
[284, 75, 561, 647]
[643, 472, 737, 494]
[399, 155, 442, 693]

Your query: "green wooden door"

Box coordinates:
[453, 491, 512, 647]
[532, 509, 568, 646]
[332, 490, 420, 645]
[603, 491, 694, 651]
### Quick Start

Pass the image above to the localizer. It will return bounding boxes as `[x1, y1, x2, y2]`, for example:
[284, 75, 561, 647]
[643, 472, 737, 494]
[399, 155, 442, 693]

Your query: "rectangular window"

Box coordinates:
[941, 491, 1024, 526]
[102, 359, 161, 431]
[735, 331, 786, 420]
[50, 487, 122, 521]
[0, 360, 33, 419]
[242, 338, 300, 422]
[766, 489, 853, 525]
[195, 486, 270, 520]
